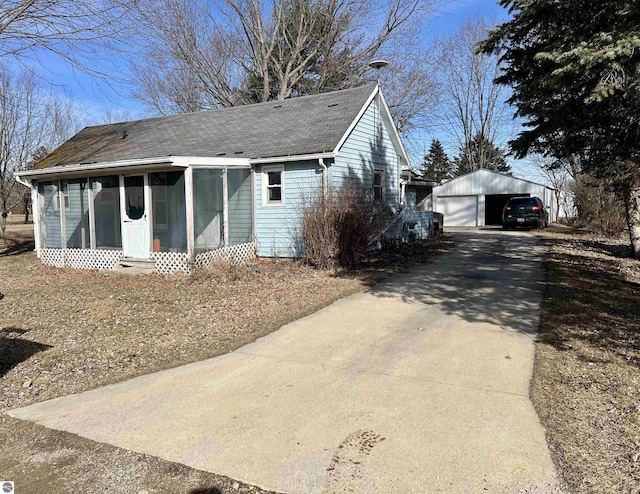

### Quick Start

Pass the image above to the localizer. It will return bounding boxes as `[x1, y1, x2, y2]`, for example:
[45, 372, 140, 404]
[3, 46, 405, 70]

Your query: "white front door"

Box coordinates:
[121, 174, 150, 258]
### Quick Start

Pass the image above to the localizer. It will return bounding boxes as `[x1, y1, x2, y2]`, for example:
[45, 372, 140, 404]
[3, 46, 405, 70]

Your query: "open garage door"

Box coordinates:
[439, 195, 477, 227]
[485, 194, 529, 225]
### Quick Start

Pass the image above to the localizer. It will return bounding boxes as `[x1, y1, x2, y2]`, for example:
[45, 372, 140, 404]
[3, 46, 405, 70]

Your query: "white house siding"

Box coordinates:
[41, 181, 62, 248]
[255, 160, 322, 257]
[227, 168, 253, 245]
[331, 96, 400, 207]
[432, 169, 557, 227]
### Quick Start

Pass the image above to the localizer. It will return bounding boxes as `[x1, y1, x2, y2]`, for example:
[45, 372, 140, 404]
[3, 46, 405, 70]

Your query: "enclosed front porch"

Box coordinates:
[31, 165, 256, 274]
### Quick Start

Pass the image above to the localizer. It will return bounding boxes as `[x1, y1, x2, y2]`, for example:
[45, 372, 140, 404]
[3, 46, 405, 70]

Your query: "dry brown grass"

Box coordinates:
[0, 220, 452, 493]
[532, 225, 640, 494]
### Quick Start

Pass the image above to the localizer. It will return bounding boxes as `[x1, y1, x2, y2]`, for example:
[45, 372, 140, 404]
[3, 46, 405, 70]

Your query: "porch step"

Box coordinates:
[116, 258, 157, 269]
[101, 258, 157, 276]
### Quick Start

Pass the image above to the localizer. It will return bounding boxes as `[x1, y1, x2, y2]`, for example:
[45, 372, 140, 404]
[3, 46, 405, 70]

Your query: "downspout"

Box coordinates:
[15, 174, 40, 255]
[14, 174, 32, 190]
[319, 157, 328, 198]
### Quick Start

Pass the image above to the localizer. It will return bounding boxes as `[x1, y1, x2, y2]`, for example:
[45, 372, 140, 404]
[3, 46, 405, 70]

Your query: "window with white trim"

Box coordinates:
[373, 169, 384, 203]
[61, 181, 70, 210]
[263, 165, 284, 206]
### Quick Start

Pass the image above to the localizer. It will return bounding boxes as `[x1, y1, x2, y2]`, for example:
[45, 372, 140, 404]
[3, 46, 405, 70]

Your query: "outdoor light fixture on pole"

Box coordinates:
[368, 59, 389, 82]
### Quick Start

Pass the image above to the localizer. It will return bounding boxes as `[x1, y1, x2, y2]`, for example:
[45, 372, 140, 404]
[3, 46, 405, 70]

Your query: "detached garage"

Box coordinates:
[432, 169, 557, 227]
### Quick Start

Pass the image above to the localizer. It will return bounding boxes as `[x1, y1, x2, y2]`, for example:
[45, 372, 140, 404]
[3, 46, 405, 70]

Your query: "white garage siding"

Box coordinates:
[432, 169, 557, 227]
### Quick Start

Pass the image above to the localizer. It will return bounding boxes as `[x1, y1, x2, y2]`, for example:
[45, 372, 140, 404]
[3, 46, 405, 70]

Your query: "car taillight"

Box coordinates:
[532, 206, 542, 211]
[504, 206, 511, 211]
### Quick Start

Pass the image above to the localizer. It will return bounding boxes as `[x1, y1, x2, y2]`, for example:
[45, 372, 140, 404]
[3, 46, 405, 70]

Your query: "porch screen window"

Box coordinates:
[91, 176, 122, 249]
[227, 169, 252, 245]
[150, 171, 187, 252]
[64, 179, 90, 249]
[263, 165, 284, 206]
[193, 168, 224, 251]
[373, 170, 384, 202]
[41, 181, 62, 248]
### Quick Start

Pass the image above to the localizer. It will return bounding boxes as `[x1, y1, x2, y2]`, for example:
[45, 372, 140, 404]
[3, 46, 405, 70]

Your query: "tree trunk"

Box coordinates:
[623, 177, 640, 259]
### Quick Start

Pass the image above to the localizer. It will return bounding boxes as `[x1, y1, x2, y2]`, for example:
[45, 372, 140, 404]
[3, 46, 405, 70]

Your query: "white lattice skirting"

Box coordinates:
[40, 248, 123, 270]
[39, 242, 257, 274]
[152, 251, 190, 275]
[195, 242, 257, 270]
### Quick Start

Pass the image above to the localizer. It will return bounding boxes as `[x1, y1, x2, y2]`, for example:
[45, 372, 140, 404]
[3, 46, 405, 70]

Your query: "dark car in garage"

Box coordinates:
[502, 196, 548, 229]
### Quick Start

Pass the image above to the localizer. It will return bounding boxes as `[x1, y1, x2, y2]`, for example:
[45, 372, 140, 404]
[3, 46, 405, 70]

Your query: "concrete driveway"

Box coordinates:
[9, 229, 559, 493]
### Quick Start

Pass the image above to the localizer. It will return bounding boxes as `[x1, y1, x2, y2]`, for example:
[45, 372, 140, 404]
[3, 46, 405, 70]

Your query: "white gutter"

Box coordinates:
[15, 156, 177, 178]
[14, 174, 34, 189]
[171, 156, 250, 167]
[16, 153, 333, 179]
[249, 152, 335, 165]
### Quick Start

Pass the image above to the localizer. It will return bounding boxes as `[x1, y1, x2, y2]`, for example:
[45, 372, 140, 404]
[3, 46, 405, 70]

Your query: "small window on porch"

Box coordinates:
[373, 169, 384, 203]
[263, 165, 284, 206]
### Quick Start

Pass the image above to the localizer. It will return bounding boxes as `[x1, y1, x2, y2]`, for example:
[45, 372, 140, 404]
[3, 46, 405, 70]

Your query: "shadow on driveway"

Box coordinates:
[369, 231, 546, 336]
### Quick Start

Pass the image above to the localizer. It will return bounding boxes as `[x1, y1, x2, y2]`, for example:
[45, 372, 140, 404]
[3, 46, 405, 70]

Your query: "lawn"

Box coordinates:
[0, 218, 452, 493]
[532, 225, 640, 494]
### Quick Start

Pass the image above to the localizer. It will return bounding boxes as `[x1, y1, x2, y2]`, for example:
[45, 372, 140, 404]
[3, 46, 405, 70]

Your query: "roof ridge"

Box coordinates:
[84, 84, 377, 130]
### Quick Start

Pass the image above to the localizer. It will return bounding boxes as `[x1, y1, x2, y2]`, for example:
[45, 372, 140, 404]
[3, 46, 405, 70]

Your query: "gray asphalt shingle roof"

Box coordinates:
[36, 85, 376, 169]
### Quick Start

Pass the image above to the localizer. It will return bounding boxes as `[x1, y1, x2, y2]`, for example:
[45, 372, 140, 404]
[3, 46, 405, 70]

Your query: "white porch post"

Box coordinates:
[59, 180, 67, 249]
[87, 178, 96, 250]
[250, 168, 256, 242]
[222, 168, 229, 246]
[184, 166, 195, 261]
[144, 173, 153, 254]
[31, 186, 41, 255]
[119, 175, 127, 255]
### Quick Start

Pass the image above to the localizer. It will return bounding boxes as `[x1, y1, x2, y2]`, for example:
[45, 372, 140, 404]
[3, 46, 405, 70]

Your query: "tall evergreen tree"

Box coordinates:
[481, 0, 640, 258]
[421, 139, 452, 182]
[453, 132, 511, 176]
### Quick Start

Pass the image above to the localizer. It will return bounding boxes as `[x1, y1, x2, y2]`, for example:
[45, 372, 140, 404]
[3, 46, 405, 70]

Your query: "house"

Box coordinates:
[16, 85, 421, 274]
[423, 169, 557, 227]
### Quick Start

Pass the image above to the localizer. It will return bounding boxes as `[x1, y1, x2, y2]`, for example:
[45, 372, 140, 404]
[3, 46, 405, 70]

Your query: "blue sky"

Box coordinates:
[34, 0, 540, 180]
[49, 0, 509, 112]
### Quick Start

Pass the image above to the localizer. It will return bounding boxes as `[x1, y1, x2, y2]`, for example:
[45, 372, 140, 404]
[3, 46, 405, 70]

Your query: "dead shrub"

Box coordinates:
[572, 174, 627, 236]
[300, 182, 393, 269]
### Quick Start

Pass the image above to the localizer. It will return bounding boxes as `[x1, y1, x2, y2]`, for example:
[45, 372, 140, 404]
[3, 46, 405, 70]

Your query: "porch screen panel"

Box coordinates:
[227, 169, 252, 245]
[41, 181, 62, 248]
[91, 176, 122, 249]
[193, 168, 223, 251]
[64, 179, 90, 248]
[150, 171, 186, 252]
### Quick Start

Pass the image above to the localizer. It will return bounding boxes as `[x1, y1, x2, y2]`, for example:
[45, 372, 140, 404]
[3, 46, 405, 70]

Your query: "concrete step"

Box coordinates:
[101, 258, 157, 276]
[116, 258, 157, 269]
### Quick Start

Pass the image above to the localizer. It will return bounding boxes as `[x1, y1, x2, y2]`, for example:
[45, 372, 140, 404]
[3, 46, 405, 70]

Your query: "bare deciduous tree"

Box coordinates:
[0, 0, 134, 79]
[128, 0, 438, 132]
[0, 68, 43, 214]
[0, 67, 84, 217]
[532, 155, 573, 220]
[436, 15, 512, 169]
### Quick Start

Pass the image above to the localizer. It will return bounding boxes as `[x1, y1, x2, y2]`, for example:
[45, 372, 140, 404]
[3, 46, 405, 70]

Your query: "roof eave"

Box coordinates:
[16, 156, 252, 180]
[249, 151, 336, 165]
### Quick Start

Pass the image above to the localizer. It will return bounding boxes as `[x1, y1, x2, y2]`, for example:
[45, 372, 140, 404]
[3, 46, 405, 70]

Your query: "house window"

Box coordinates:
[54, 181, 69, 211]
[61, 181, 70, 210]
[373, 169, 384, 202]
[263, 165, 284, 206]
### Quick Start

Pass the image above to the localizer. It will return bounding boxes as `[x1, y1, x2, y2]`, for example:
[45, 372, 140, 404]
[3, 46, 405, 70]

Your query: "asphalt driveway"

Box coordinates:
[9, 229, 559, 493]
